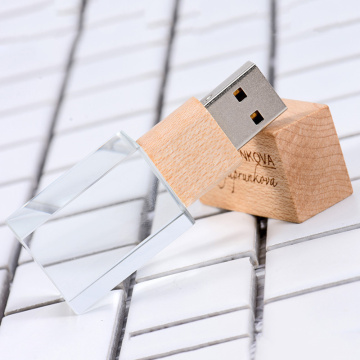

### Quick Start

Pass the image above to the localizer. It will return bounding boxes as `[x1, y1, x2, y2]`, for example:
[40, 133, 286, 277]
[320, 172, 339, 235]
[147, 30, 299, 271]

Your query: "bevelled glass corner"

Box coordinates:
[6, 132, 194, 314]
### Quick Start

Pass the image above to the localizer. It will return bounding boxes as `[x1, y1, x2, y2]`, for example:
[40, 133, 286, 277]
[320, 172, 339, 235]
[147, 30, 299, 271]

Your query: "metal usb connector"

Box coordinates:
[201, 61, 287, 150]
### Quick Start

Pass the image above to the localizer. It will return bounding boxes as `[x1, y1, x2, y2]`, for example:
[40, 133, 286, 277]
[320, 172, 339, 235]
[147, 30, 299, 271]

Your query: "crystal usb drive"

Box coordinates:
[7, 62, 286, 313]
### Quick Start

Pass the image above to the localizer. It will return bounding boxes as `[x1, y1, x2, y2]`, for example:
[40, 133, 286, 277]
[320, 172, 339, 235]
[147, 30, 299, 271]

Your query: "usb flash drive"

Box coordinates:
[7, 61, 286, 313]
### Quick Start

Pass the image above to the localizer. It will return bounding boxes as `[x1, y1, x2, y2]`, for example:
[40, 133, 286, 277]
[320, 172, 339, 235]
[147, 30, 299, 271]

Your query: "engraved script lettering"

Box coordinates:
[218, 151, 278, 193]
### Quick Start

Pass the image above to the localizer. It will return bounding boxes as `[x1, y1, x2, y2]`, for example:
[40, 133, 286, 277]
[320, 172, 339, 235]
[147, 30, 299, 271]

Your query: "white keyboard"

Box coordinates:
[0, 0, 360, 359]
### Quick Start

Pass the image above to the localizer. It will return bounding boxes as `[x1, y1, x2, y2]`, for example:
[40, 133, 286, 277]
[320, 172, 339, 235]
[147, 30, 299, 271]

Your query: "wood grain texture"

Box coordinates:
[201, 99, 353, 223]
[137, 97, 241, 207]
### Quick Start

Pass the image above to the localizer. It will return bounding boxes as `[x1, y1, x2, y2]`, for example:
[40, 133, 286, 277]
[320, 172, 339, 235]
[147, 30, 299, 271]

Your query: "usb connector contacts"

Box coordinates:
[201, 61, 286, 149]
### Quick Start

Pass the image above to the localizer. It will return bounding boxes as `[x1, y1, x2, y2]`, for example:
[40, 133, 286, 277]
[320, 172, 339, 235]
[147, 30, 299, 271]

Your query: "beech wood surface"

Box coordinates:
[201, 99, 353, 223]
[137, 97, 241, 207]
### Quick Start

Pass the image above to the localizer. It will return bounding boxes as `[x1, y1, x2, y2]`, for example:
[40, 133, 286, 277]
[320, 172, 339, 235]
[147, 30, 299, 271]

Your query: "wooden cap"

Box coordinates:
[137, 98, 241, 207]
[200, 99, 353, 223]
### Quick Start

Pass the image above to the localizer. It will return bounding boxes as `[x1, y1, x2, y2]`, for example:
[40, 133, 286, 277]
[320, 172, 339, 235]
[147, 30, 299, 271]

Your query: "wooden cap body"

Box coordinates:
[201, 99, 353, 223]
[137, 97, 241, 207]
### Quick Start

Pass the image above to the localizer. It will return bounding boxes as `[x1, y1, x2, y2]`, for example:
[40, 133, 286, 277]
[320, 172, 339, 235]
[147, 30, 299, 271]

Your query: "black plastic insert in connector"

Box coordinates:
[250, 110, 264, 125]
[233, 87, 247, 102]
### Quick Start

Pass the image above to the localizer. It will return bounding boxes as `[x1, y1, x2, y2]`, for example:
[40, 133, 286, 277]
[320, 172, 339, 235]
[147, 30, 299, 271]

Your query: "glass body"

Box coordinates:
[7, 132, 194, 314]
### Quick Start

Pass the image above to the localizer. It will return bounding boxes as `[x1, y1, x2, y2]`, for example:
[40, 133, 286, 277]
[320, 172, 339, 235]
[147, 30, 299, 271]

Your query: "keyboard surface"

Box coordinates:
[0, 0, 360, 359]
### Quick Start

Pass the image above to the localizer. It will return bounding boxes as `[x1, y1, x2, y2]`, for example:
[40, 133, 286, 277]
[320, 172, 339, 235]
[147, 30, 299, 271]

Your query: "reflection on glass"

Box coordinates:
[7, 132, 194, 314]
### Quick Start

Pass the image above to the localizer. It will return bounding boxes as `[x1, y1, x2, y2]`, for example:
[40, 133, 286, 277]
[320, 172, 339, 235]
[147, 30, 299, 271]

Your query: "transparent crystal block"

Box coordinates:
[7, 132, 194, 314]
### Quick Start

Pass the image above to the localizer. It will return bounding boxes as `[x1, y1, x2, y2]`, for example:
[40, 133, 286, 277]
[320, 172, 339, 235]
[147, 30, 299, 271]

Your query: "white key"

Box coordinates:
[84, 0, 144, 28]
[276, 57, 360, 103]
[54, 0, 82, 15]
[55, 77, 159, 132]
[0, 141, 43, 185]
[327, 95, 360, 139]
[0, 226, 19, 273]
[76, 19, 168, 62]
[267, 179, 360, 250]
[5, 261, 62, 315]
[264, 228, 360, 303]
[257, 281, 360, 360]
[0, 290, 125, 360]
[120, 310, 253, 360]
[0, 0, 47, 18]
[172, 17, 267, 68]
[179, 0, 268, 33]
[48, 113, 153, 172]
[278, 0, 360, 41]
[127, 258, 254, 334]
[67, 45, 165, 96]
[0, 270, 9, 319]
[145, 0, 175, 27]
[137, 212, 257, 282]
[277, 22, 360, 76]
[0, 6, 77, 41]
[158, 338, 251, 360]
[0, 35, 74, 82]
[341, 135, 360, 180]
[0, 71, 63, 114]
[0, 105, 52, 147]
[0, 181, 31, 225]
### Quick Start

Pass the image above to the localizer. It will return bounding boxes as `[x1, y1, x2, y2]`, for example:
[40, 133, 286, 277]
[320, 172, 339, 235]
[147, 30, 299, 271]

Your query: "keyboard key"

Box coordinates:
[278, 0, 360, 41]
[120, 310, 253, 360]
[0, 36, 74, 81]
[172, 18, 267, 68]
[127, 258, 254, 334]
[0, 105, 52, 147]
[276, 57, 360, 103]
[0, 141, 43, 185]
[264, 228, 360, 303]
[0, 0, 47, 18]
[5, 261, 62, 315]
[267, 179, 360, 250]
[0, 3, 77, 40]
[145, 0, 175, 27]
[55, 77, 159, 132]
[0, 71, 63, 114]
[66, 45, 166, 96]
[257, 281, 360, 360]
[0, 290, 125, 360]
[277, 22, 360, 76]
[76, 18, 168, 62]
[137, 212, 257, 282]
[84, 0, 144, 28]
[48, 113, 153, 171]
[327, 94, 360, 139]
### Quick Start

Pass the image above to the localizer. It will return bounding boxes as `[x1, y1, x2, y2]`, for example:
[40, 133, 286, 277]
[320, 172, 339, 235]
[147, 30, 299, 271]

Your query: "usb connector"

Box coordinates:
[201, 61, 286, 149]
